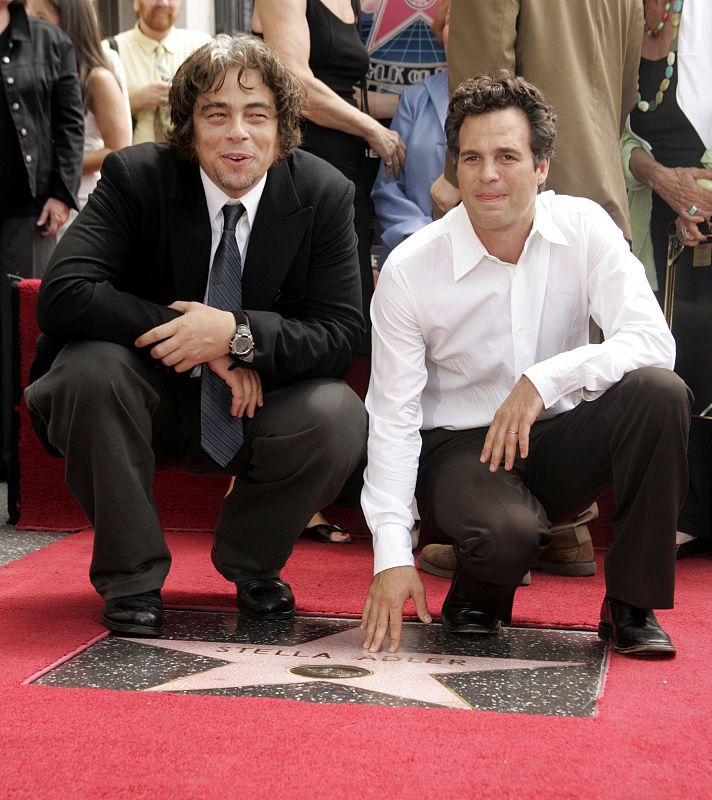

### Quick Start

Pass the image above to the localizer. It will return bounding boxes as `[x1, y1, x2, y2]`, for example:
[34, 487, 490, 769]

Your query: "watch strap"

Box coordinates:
[232, 308, 248, 327]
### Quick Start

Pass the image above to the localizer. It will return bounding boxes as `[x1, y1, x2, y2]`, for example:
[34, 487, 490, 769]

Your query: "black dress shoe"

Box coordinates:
[441, 579, 501, 635]
[237, 578, 295, 619]
[597, 597, 676, 657]
[101, 590, 164, 637]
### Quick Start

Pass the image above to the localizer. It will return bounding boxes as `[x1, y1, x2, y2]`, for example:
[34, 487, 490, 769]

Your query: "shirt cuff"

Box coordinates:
[523, 365, 559, 410]
[372, 523, 415, 575]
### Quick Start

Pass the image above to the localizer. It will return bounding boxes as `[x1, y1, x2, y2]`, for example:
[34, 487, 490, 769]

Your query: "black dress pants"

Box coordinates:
[25, 340, 368, 600]
[416, 368, 692, 622]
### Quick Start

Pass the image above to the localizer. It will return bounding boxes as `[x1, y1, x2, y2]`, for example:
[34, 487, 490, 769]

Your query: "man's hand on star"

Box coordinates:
[361, 566, 431, 654]
[480, 375, 544, 472]
[207, 356, 263, 418]
[135, 301, 236, 372]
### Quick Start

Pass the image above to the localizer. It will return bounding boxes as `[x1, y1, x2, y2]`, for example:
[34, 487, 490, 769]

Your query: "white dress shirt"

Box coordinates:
[190, 170, 267, 376]
[362, 192, 676, 575]
[200, 168, 267, 266]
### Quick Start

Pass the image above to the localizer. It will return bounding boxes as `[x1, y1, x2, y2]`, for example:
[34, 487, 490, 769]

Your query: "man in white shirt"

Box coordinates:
[361, 72, 691, 658]
[107, 0, 211, 144]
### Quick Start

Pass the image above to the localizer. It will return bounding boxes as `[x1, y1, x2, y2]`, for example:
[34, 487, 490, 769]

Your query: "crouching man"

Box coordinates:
[26, 35, 367, 636]
[360, 72, 691, 657]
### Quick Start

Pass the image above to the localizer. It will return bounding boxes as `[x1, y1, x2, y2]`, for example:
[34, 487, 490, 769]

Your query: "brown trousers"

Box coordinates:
[416, 368, 692, 621]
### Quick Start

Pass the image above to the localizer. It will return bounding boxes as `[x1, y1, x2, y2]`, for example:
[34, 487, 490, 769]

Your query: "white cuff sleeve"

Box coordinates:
[372, 523, 415, 575]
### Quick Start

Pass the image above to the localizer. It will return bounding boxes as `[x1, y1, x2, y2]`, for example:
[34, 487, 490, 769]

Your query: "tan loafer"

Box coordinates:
[534, 503, 598, 577]
[418, 544, 531, 586]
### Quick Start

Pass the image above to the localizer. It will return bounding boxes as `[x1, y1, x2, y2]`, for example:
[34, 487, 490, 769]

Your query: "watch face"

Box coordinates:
[233, 338, 251, 355]
[231, 328, 253, 356]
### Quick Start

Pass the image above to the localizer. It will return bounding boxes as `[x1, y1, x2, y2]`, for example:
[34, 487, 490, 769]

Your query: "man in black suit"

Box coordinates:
[25, 35, 367, 637]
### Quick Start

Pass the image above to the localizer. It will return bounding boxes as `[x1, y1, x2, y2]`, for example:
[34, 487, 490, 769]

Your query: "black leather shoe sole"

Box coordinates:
[239, 607, 295, 620]
[100, 614, 164, 637]
[533, 559, 596, 577]
[441, 607, 501, 636]
[442, 617, 501, 635]
[597, 619, 677, 657]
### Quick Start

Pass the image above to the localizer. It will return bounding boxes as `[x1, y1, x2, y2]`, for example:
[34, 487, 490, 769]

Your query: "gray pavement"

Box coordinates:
[0, 481, 67, 566]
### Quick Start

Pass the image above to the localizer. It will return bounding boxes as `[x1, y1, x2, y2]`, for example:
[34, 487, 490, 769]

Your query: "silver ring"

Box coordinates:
[506, 430, 518, 435]
[688, 205, 698, 216]
[680, 227, 688, 238]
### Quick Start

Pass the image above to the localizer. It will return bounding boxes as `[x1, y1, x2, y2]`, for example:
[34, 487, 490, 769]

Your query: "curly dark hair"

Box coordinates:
[445, 71, 557, 167]
[168, 34, 307, 162]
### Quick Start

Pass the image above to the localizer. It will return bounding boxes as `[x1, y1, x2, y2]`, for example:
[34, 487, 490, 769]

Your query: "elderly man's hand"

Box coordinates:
[135, 301, 236, 372]
[361, 566, 431, 653]
[675, 214, 709, 247]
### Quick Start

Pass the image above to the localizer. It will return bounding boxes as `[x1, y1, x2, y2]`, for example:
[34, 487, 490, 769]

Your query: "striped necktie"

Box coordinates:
[200, 203, 246, 466]
[153, 43, 171, 141]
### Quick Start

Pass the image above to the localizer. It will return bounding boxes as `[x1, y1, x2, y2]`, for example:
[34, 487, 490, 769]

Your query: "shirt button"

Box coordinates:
[11, 102, 19, 111]
[7, 76, 15, 85]
[20, 128, 27, 136]
[25, 154, 32, 163]
[2, 56, 9, 64]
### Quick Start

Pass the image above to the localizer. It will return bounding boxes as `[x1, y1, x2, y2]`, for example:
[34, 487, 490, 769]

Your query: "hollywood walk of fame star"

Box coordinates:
[366, 0, 439, 53]
[128, 627, 584, 710]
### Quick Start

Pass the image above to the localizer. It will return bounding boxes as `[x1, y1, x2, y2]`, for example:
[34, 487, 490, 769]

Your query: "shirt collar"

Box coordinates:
[531, 190, 570, 247]
[448, 191, 569, 281]
[200, 168, 268, 231]
[132, 22, 179, 55]
[8, 2, 31, 42]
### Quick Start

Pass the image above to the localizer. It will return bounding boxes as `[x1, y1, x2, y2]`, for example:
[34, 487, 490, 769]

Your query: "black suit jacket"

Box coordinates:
[31, 143, 364, 384]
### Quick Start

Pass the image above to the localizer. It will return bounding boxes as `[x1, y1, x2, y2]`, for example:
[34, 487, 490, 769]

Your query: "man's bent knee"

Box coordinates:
[25, 341, 162, 451]
[436, 502, 547, 584]
[621, 367, 690, 402]
[301, 380, 368, 460]
[29, 341, 161, 407]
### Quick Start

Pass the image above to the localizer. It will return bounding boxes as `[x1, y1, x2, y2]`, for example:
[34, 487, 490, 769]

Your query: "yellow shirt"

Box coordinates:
[109, 23, 211, 144]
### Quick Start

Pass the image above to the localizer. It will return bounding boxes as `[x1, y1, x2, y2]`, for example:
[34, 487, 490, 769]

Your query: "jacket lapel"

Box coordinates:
[168, 161, 212, 301]
[242, 159, 312, 310]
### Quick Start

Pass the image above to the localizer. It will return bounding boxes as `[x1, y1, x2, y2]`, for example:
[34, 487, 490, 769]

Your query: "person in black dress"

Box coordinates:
[253, 0, 405, 543]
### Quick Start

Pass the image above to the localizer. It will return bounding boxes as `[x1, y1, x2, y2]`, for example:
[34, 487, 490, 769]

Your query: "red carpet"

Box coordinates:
[1, 532, 711, 798]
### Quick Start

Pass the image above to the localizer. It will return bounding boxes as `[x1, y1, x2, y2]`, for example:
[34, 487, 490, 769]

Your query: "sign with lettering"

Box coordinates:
[361, 0, 446, 95]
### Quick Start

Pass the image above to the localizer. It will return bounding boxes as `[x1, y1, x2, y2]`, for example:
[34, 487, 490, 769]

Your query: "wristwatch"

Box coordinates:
[229, 310, 254, 359]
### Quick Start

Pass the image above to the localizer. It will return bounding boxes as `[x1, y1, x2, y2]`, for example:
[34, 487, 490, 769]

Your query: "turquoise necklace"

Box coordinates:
[644, 1, 671, 37]
[637, 0, 683, 113]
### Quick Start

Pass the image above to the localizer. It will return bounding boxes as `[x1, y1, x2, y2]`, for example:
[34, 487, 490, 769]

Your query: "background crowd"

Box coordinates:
[1, 0, 710, 559]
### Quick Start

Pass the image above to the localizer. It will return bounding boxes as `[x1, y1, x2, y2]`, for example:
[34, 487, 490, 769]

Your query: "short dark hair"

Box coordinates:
[445, 71, 557, 167]
[168, 34, 307, 162]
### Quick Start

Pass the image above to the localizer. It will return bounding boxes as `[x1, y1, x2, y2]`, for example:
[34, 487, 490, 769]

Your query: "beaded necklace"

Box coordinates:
[637, 0, 683, 112]
[644, 1, 670, 37]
